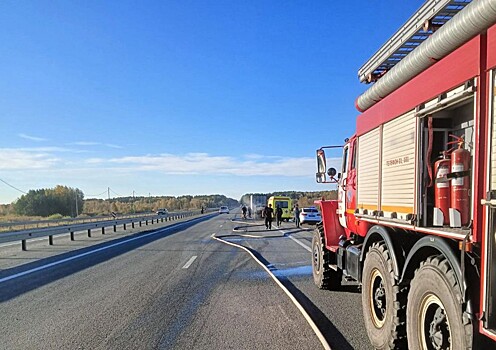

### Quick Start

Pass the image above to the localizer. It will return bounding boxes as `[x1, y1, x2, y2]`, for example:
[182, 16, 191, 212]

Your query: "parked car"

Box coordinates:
[156, 208, 168, 215]
[219, 206, 229, 214]
[299, 207, 321, 224]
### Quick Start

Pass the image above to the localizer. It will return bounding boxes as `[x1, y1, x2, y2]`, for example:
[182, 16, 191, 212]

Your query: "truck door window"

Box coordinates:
[342, 146, 349, 173]
[351, 141, 357, 169]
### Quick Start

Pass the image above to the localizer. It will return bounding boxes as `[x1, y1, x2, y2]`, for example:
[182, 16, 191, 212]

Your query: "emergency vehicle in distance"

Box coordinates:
[267, 196, 292, 221]
[312, 0, 496, 349]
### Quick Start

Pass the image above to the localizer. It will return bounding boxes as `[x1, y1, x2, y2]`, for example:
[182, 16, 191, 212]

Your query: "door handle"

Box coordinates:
[481, 199, 496, 207]
[341, 177, 347, 190]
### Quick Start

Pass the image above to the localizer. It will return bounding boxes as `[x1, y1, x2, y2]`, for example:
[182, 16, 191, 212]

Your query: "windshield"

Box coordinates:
[275, 201, 289, 209]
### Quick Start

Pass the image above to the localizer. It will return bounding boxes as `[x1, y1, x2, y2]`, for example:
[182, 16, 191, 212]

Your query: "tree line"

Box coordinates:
[0, 186, 239, 218]
[12, 185, 84, 217]
[83, 194, 239, 216]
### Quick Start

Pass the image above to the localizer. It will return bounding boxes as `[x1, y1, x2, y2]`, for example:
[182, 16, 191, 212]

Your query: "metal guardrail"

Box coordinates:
[0, 213, 158, 232]
[0, 210, 215, 251]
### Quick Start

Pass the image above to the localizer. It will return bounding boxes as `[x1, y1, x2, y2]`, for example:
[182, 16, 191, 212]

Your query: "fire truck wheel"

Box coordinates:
[311, 224, 341, 290]
[362, 242, 406, 349]
[406, 255, 473, 350]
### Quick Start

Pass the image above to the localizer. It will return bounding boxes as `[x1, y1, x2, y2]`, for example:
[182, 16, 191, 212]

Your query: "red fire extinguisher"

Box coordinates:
[434, 151, 450, 225]
[450, 135, 470, 226]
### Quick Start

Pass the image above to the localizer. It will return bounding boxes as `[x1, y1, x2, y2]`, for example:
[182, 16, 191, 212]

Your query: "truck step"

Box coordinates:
[328, 264, 338, 271]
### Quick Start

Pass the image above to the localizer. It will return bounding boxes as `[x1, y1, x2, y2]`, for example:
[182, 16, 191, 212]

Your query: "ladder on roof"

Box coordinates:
[358, 0, 472, 84]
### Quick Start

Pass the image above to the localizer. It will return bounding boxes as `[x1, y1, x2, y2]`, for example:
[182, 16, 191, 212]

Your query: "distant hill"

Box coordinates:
[83, 194, 239, 216]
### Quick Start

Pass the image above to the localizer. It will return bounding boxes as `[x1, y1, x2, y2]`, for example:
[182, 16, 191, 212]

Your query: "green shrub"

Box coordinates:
[47, 213, 64, 220]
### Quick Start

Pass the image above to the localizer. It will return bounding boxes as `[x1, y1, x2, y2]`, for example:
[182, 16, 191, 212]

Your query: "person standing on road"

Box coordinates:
[263, 204, 274, 230]
[294, 204, 301, 228]
[276, 205, 283, 227]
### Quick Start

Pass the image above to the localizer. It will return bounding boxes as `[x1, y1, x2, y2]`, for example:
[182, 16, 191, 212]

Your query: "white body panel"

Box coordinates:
[357, 127, 381, 212]
[381, 110, 416, 220]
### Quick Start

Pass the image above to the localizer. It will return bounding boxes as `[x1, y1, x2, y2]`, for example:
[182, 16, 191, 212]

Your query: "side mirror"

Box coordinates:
[316, 146, 342, 183]
[316, 149, 327, 183]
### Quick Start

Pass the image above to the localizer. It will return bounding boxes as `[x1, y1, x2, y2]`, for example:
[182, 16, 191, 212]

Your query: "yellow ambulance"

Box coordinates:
[267, 196, 293, 221]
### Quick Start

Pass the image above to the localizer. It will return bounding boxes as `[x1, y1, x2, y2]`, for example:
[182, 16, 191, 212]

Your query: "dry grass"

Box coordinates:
[0, 214, 46, 223]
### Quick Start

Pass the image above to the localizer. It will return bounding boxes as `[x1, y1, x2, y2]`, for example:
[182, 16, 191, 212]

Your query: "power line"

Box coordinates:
[0, 178, 27, 194]
[109, 188, 122, 197]
[85, 189, 108, 197]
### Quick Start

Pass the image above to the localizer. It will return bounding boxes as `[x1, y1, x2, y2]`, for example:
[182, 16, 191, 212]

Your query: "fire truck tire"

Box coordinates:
[312, 224, 341, 290]
[406, 255, 473, 350]
[362, 242, 406, 349]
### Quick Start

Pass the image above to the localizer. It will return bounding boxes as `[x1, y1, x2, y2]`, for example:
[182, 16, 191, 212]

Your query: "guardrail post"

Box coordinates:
[113, 225, 117, 232]
[87, 229, 92, 238]
[132, 222, 135, 229]
[139, 221, 142, 227]
[70, 231, 75, 241]
[146, 220, 148, 225]
[102, 227, 105, 235]
[123, 223, 126, 230]
[151, 219, 154, 224]
[49, 235, 54, 245]
[22, 239, 27, 251]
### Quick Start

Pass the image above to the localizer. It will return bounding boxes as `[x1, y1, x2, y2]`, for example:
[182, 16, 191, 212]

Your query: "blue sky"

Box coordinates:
[0, 0, 422, 204]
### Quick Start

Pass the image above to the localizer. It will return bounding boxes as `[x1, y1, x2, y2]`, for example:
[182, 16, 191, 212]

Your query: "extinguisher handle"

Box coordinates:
[447, 134, 465, 147]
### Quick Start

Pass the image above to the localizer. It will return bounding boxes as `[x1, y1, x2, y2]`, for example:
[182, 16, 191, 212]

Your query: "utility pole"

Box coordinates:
[132, 190, 135, 214]
[108, 187, 111, 215]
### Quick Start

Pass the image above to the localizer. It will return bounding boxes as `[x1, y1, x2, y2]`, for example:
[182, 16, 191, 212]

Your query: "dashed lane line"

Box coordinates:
[286, 234, 312, 252]
[182, 256, 197, 269]
[0, 217, 206, 284]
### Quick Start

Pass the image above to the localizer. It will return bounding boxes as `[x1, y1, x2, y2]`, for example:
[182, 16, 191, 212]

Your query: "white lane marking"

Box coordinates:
[182, 255, 197, 269]
[1, 241, 25, 248]
[287, 235, 312, 252]
[0, 217, 206, 284]
[277, 228, 312, 252]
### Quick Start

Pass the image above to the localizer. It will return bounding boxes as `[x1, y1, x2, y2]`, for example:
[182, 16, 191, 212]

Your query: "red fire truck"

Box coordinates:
[313, 0, 496, 349]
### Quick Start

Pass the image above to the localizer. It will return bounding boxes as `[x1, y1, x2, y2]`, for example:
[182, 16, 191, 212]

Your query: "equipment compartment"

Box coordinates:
[418, 83, 475, 230]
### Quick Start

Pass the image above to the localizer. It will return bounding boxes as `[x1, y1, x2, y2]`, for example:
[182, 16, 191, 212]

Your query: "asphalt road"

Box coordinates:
[0, 212, 370, 350]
